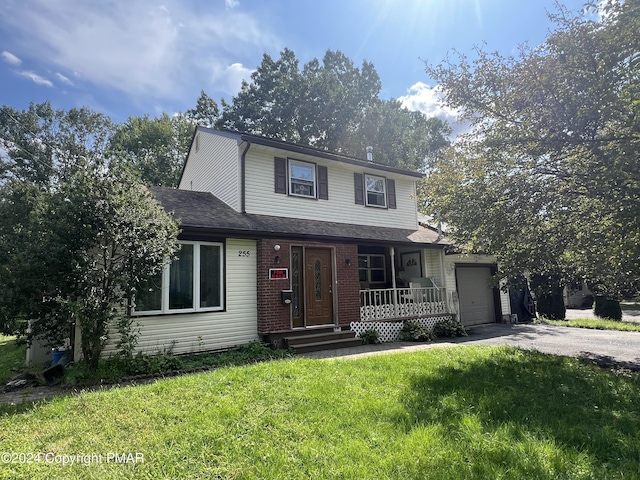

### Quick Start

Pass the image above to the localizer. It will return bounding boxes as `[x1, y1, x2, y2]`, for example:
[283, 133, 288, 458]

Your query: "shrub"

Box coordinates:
[433, 318, 467, 338]
[359, 329, 380, 345]
[594, 296, 622, 320]
[398, 321, 434, 342]
[536, 292, 566, 320]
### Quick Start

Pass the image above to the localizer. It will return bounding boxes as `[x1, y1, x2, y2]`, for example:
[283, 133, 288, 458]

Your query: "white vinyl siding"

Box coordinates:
[101, 239, 258, 357]
[421, 249, 444, 287]
[179, 132, 241, 211]
[244, 146, 418, 229]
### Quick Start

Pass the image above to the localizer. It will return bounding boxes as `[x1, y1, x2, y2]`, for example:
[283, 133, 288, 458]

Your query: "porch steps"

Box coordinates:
[285, 330, 362, 354]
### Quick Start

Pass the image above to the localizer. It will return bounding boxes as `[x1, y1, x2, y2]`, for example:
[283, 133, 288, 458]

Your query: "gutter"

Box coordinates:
[240, 141, 251, 214]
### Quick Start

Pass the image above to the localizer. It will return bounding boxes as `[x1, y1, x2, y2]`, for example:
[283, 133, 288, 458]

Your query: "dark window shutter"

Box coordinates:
[318, 166, 328, 200]
[387, 179, 396, 209]
[354, 173, 364, 205]
[274, 157, 287, 194]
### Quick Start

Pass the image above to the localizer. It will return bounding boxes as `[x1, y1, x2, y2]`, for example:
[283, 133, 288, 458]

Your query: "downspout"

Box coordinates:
[240, 141, 251, 213]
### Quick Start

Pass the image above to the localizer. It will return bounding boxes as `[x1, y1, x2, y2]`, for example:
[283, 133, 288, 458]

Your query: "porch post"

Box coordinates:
[390, 247, 397, 289]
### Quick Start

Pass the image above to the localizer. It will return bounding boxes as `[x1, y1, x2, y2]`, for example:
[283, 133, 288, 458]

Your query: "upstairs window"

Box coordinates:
[354, 173, 396, 209]
[365, 174, 387, 207]
[274, 157, 328, 200]
[289, 160, 316, 198]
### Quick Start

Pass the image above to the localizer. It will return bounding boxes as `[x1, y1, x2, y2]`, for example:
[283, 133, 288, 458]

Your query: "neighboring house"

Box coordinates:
[564, 279, 594, 309]
[81, 128, 511, 359]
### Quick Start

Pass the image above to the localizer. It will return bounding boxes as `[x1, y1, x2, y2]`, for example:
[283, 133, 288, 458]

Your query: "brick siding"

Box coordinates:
[256, 239, 360, 333]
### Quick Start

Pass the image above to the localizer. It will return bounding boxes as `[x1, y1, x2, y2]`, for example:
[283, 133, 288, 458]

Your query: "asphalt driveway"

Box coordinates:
[305, 323, 640, 369]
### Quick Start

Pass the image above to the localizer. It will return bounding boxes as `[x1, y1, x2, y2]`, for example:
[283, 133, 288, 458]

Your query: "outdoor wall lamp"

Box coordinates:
[274, 255, 281, 264]
[274, 244, 281, 251]
[345, 258, 352, 266]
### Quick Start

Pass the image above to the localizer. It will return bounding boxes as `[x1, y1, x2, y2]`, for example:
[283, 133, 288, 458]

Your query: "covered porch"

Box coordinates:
[357, 245, 450, 322]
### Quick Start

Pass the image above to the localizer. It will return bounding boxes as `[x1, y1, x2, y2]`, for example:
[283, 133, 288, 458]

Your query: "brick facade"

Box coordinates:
[256, 239, 360, 334]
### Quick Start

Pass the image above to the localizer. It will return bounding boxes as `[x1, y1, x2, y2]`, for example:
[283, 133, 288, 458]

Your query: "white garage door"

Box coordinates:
[457, 266, 496, 326]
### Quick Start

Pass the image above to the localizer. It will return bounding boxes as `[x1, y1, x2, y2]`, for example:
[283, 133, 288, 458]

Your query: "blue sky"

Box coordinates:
[0, 0, 590, 130]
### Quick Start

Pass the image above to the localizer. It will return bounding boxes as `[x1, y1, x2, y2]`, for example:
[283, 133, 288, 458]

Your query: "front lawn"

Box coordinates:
[1, 346, 639, 479]
[538, 317, 640, 332]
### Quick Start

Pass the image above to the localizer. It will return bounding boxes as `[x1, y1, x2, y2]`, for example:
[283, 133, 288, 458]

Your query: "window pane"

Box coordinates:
[169, 244, 194, 310]
[367, 192, 385, 206]
[200, 245, 221, 308]
[291, 181, 314, 196]
[359, 269, 368, 282]
[136, 271, 162, 312]
[366, 177, 385, 193]
[290, 164, 313, 181]
[370, 269, 385, 282]
[358, 256, 368, 268]
[370, 255, 385, 268]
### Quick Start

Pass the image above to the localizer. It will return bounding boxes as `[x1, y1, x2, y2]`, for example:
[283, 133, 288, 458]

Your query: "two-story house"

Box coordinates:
[97, 127, 511, 357]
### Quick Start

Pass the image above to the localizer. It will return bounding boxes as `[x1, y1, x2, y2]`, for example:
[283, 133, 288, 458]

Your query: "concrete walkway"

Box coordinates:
[303, 322, 640, 369]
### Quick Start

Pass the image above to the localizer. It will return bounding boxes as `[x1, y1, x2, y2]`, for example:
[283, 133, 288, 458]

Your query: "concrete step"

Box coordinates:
[286, 330, 356, 347]
[286, 332, 363, 354]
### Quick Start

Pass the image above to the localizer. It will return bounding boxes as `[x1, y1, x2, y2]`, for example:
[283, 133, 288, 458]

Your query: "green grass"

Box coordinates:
[0, 335, 27, 384]
[538, 317, 640, 332]
[1, 346, 640, 479]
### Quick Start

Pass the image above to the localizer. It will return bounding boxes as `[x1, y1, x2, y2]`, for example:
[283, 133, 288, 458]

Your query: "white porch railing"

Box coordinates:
[359, 287, 448, 322]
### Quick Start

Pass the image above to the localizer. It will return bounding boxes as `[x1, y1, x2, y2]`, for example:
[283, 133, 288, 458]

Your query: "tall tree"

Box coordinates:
[185, 90, 220, 128]
[344, 99, 451, 170]
[0, 102, 180, 365]
[0, 101, 114, 185]
[422, 0, 640, 304]
[217, 48, 450, 171]
[108, 113, 192, 187]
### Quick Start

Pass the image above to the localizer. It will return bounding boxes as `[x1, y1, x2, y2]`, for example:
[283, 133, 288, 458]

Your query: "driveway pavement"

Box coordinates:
[303, 323, 640, 369]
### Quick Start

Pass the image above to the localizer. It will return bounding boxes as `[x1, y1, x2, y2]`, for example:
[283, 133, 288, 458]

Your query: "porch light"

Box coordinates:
[345, 258, 352, 266]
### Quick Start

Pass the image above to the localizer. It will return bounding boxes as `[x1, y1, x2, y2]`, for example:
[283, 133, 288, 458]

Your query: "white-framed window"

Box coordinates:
[134, 241, 224, 315]
[365, 174, 386, 207]
[358, 254, 386, 284]
[289, 160, 316, 198]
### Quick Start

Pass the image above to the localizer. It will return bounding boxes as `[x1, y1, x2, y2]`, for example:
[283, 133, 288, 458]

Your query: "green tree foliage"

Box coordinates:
[185, 90, 220, 128]
[0, 101, 114, 185]
[0, 102, 179, 366]
[108, 113, 193, 187]
[217, 48, 451, 171]
[422, 0, 640, 300]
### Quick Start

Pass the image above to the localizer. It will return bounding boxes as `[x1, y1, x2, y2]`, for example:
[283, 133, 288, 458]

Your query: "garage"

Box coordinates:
[456, 266, 498, 326]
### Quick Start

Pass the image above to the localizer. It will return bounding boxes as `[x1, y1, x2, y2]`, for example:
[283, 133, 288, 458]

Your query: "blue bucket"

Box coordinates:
[51, 350, 66, 366]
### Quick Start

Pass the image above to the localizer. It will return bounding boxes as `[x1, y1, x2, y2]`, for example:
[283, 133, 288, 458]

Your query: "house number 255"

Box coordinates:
[238, 250, 251, 257]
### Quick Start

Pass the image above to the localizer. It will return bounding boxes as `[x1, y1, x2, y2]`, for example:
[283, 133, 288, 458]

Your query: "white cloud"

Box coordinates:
[210, 62, 253, 95]
[225, 0, 239, 8]
[1, 50, 21, 65]
[399, 82, 470, 138]
[55, 72, 74, 86]
[0, 0, 279, 101]
[17, 70, 53, 87]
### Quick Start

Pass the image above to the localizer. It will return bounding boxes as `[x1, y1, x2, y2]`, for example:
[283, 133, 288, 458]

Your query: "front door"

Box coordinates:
[304, 248, 335, 326]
